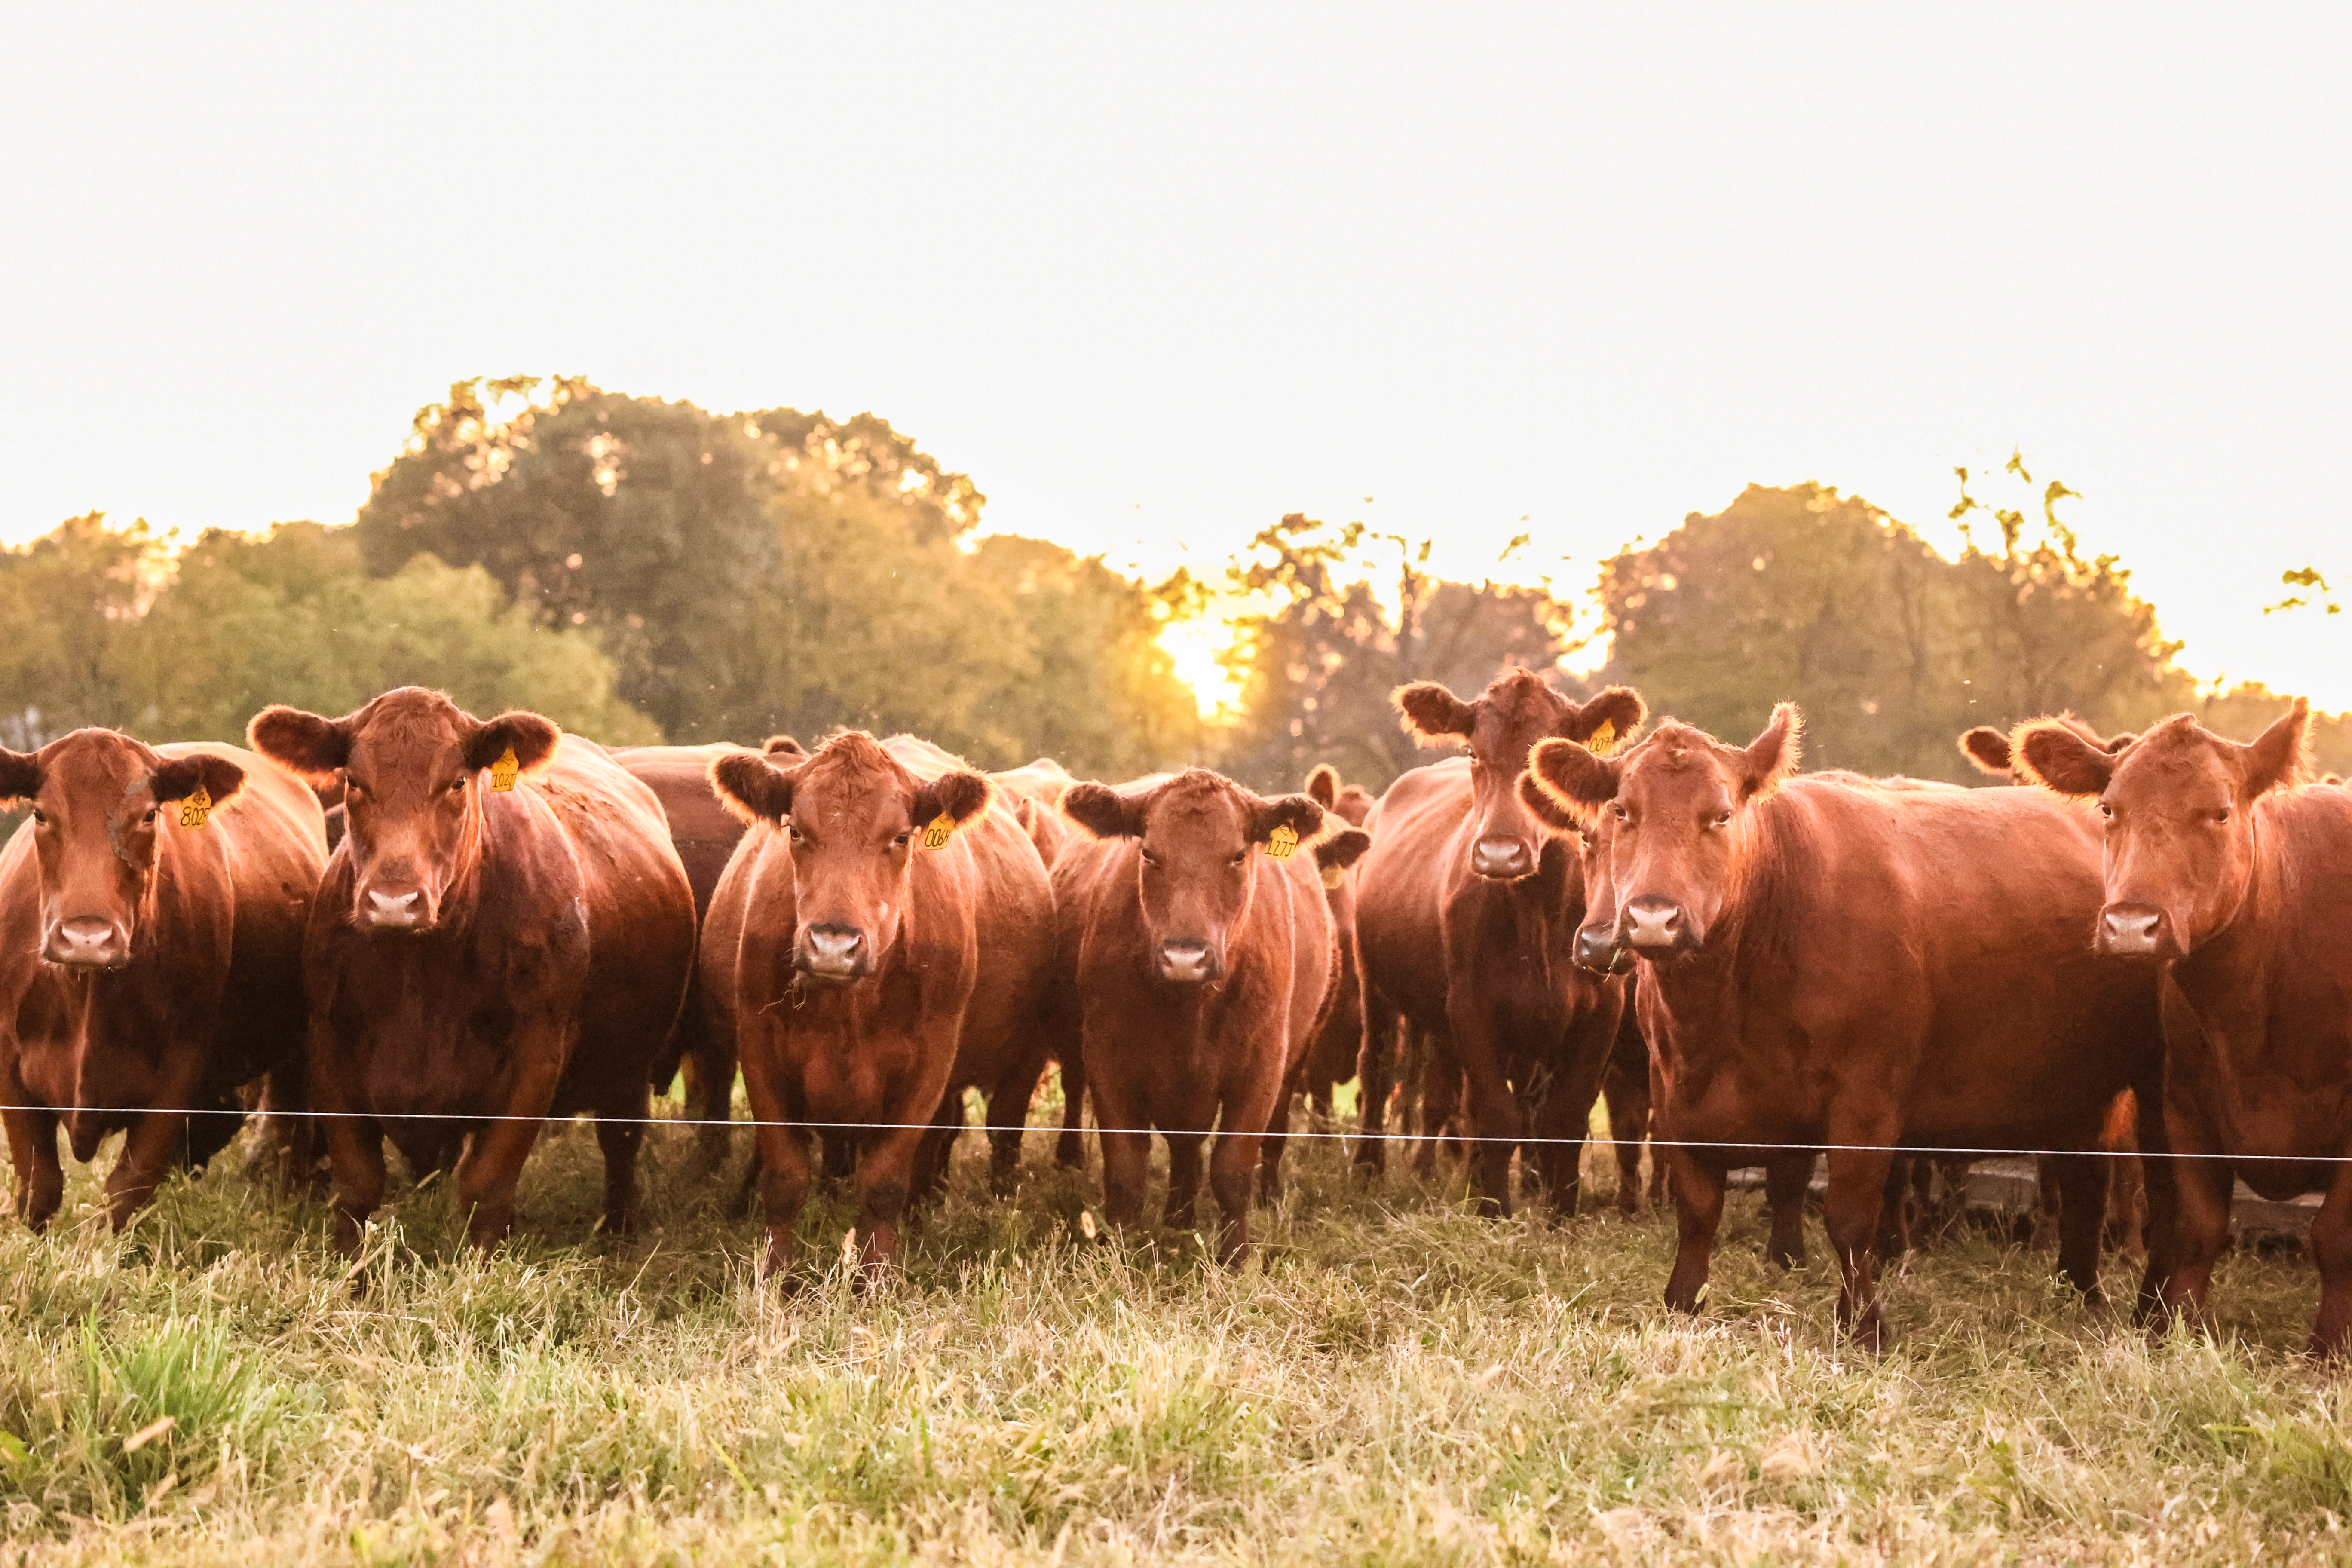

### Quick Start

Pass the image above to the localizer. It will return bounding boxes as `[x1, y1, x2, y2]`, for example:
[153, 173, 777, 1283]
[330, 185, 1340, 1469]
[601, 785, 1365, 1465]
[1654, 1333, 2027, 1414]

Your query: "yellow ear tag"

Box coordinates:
[177, 784, 212, 830]
[1265, 823, 1299, 860]
[920, 813, 956, 850]
[490, 747, 520, 793]
[1586, 719, 1617, 755]
[1319, 859, 1347, 890]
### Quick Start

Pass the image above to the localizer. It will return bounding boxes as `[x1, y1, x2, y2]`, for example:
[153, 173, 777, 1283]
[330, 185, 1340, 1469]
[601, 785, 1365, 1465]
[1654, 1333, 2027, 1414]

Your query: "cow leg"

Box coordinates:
[1600, 1044, 1652, 1216]
[2131, 1088, 2180, 1323]
[592, 1079, 651, 1238]
[986, 1062, 1045, 1198]
[680, 1029, 737, 1172]
[2045, 1152, 2110, 1306]
[1054, 1050, 1087, 1171]
[260, 1057, 322, 1194]
[1353, 1000, 1398, 1175]
[1763, 1154, 1814, 1268]
[1210, 1126, 1262, 1265]
[752, 1127, 814, 1284]
[1257, 1093, 1292, 1206]
[453, 1113, 551, 1250]
[1164, 1132, 1208, 1234]
[821, 1136, 858, 1185]
[104, 1051, 217, 1229]
[324, 1118, 389, 1260]
[1662, 1148, 1727, 1316]
[1873, 1157, 1914, 1262]
[2305, 1157, 2352, 1357]
[1090, 1061, 1151, 1236]
[1823, 1142, 1897, 1352]
[852, 1126, 925, 1285]
[2154, 1119, 2232, 1332]
[4, 1104, 64, 1234]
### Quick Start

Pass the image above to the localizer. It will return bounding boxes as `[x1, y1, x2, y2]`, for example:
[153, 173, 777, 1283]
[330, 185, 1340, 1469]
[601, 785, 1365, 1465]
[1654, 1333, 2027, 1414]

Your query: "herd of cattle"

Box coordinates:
[2, 674, 2348, 1358]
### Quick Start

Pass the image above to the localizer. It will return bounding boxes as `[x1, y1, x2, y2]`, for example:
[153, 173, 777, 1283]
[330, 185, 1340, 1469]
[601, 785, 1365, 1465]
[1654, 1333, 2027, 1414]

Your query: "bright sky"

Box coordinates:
[3, 8, 2346, 706]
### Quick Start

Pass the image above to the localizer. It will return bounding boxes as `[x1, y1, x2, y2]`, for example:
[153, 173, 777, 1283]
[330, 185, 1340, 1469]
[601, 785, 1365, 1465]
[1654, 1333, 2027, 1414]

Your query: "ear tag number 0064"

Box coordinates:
[177, 785, 212, 830]
[490, 747, 520, 793]
[1265, 824, 1299, 860]
[920, 814, 956, 851]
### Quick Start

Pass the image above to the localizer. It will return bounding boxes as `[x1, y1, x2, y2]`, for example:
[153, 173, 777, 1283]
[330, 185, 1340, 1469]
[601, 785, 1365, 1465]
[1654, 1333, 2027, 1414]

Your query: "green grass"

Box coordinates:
[3, 1096, 2349, 1566]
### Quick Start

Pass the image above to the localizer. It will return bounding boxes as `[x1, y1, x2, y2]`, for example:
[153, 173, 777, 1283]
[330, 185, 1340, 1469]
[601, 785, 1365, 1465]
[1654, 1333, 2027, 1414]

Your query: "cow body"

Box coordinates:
[1348, 673, 1642, 1216]
[1536, 709, 2172, 1348]
[0, 733, 325, 1229]
[701, 732, 1051, 1281]
[2017, 701, 2352, 1354]
[251, 689, 696, 1253]
[1056, 769, 1335, 1262]
[610, 742, 756, 1165]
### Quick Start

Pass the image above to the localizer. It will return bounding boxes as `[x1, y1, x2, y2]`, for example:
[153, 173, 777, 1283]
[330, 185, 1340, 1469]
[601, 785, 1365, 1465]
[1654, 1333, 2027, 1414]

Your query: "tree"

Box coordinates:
[1215, 514, 1585, 793]
[0, 514, 162, 749]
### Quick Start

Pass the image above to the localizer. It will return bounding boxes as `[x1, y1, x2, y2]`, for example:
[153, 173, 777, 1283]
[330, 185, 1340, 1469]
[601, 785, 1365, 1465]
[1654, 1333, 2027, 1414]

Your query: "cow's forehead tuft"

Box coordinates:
[351, 688, 472, 754]
[40, 729, 159, 796]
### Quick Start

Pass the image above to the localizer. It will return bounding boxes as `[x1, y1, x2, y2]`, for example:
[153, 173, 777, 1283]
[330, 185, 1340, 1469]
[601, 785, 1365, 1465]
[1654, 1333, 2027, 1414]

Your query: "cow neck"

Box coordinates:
[425, 787, 495, 943]
[1639, 804, 1783, 1032]
[2170, 798, 2287, 1035]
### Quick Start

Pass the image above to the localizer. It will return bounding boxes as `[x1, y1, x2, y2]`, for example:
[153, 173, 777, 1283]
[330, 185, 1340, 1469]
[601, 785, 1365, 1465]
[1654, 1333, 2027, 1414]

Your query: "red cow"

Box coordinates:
[1532, 705, 2174, 1347]
[2016, 700, 2352, 1354]
[701, 732, 1053, 1281]
[1305, 764, 1375, 828]
[1293, 766, 1375, 1122]
[249, 688, 696, 1253]
[1056, 769, 1335, 1262]
[984, 756, 1089, 1169]
[609, 741, 759, 1167]
[0, 732, 325, 1229]
[1348, 671, 1644, 1216]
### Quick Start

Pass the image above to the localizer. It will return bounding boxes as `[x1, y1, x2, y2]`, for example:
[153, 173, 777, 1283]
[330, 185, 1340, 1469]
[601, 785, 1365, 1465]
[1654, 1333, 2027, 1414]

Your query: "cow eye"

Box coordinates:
[1231, 850, 1248, 867]
[449, 778, 467, 793]
[2098, 802, 2113, 819]
[787, 825, 807, 845]
[893, 830, 912, 847]
[1140, 849, 1160, 867]
[1712, 811, 1732, 829]
[143, 808, 159, 825]
[29, 808, 46, 825]
[1608, 802, 1630, 822]
[2213, 808, 2231, 824]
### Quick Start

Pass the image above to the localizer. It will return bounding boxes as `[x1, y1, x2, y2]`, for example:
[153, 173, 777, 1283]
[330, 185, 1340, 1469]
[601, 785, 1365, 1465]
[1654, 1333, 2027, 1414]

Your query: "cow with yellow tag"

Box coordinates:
[1050, 766, 1339, 1265]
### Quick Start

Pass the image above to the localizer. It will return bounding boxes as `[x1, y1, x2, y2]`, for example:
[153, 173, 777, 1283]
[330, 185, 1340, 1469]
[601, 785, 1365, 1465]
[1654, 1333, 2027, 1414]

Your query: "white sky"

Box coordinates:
[3, 7, 2346, 706]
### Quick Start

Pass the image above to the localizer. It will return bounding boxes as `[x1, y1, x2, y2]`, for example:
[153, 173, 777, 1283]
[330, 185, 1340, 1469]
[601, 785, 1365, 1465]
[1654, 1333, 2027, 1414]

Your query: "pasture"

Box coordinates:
[2, 1099, 2346, 1567]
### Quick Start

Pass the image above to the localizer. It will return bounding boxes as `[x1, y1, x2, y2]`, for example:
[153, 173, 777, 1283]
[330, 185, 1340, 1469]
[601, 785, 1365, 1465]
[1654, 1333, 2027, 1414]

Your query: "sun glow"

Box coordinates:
[1156, 616, 1246, 721]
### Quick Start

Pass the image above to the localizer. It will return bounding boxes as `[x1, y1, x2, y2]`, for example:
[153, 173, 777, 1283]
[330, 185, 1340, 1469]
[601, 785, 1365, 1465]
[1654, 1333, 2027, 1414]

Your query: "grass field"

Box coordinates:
[3, 1096, 2349, 1566]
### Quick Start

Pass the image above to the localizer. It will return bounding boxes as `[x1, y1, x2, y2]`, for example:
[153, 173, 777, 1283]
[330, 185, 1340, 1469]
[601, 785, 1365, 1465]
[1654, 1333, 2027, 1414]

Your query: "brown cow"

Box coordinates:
[986, 756, 1091, 1169]
[607, 741, 767, 1169]
[1305, 763, 1375, 828]
[249, 688, 696, 1254]
[1533, 705, 2174, 1348]
[1348, 671, 1644, 1216]
[701, 732, 1053, 1282]
[2015, 699, 2352, 1354]
[0, 732, 325, 1229]
[1293, 766, 1375, 1122]
[1056, 769, 1334, 1262]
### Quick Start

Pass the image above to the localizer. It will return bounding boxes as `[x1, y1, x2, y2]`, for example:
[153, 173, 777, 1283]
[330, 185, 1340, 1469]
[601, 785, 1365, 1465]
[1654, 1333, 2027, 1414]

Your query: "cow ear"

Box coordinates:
[1566, 686, 1646, 754]
[1739, 703, 1802, 800]
[2236, 698, 2310, 798]
[708, 751, 798, 824]
[1517, 769, 1582, 833]
[0, 747, 38, 806]
[1958, 726, 2014, 776]
[151, 752, 246, 810]
[1061, 781, 1146, 840]
[2103, 730, 2138, 755]
[1304, 764, 1339, 809]
[2013, 718, 2117, 798]
[1312, 826, 1372, 874]
[1393, 683, 1476, 746]
[1527, 738, 1621, 821]
[763, 734, 806, 758]
[1250, 792, 1326, 847]
[248, 706, 351, 784]
[465, 711, 560, 778]
[911, 770, 992, 831]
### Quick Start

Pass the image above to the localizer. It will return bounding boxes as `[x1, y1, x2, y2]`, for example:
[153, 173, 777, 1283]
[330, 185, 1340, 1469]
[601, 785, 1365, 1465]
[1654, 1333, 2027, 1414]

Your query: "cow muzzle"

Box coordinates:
[1471, 835, 1535, 881]
[1574, 922, 1628, 973]
[795, 923, 870, 982]
[45, 916, 127, 970]
[361, 884, 434, 932]
[1156, 937, 1220, 983]
[1622, 895, 1688, 955]
[2096, 902, 2170, 957]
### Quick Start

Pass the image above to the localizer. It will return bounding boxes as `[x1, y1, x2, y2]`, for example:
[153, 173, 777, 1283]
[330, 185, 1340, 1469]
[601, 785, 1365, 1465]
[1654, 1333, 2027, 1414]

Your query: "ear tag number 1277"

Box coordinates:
[177, 785, 211, 830]
[1265, 824, 1299, 860]
[490, 748, 520, 793]
[921, 814, 956, 850]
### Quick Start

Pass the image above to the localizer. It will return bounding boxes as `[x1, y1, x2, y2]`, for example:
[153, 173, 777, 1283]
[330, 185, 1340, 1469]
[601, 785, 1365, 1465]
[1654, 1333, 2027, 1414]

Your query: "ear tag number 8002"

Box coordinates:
[177, 785, 212, 830]
[1265, 824, 1299, 860]
[490, 747, 520, 793]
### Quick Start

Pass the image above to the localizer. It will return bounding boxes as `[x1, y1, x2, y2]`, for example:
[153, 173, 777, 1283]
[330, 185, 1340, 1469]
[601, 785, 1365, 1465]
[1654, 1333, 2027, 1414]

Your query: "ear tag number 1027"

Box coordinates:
[490, 747, 520, 793]
[1265, 824, 1299, 860]
[177, 785, 212, 830]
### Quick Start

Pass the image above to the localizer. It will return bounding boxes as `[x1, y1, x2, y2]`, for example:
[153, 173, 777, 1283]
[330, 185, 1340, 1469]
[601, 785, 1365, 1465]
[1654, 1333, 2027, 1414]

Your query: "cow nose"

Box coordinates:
[1574, 923, 1621, 972]
[1623, 896, 1684, 952]
[46, 916, 125, 968]
[1471, 836, 1534, 880]
[797, 924, 867, 980]
[364, 888, 424, 930]
[2098, 904, 2164, 956]
[1157, 938, 1215, 983]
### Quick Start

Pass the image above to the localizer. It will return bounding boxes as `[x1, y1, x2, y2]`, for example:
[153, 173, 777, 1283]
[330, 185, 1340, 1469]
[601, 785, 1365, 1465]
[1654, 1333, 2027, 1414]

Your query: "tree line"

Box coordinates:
[5, 380, 2341, 787]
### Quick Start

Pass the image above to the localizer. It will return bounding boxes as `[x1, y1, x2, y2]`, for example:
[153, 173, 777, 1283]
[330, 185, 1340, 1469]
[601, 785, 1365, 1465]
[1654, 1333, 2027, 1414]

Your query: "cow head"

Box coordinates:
[1303, 764, 1375, 828]
[2015, 700, 2306, 960]
[250, 687, 557, 934]
[1062, 769, 1323, 984]
[1529, 704, 1802, 958]
[0, 730, 245, 970]
[1393, 670, 1644, 883]
[709, 731, 991, 984]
